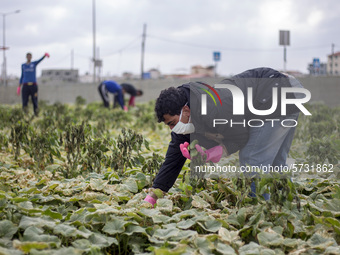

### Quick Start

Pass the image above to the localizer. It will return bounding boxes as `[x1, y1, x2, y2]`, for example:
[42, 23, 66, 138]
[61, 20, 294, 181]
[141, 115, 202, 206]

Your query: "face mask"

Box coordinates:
[172, 106, 195, 135]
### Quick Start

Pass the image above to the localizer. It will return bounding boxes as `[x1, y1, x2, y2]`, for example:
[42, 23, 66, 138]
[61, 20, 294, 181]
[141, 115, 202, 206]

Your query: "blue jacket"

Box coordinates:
[20, 56, 45, 84]
[103, 80, 121, 93]
[103, 80, 125, 109]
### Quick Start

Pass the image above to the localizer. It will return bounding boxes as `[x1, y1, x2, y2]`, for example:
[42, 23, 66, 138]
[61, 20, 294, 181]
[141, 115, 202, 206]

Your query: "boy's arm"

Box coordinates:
[19, 64, 24, 85]
[34, 53, 49, 65]
[151, 132, 189, 193]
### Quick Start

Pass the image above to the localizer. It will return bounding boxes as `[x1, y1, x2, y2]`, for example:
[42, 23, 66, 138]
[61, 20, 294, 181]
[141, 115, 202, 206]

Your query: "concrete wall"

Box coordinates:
[1, 76, 339, 107]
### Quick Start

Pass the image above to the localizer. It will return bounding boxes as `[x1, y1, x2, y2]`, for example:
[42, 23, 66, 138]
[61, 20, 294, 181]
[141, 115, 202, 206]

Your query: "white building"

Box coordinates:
[41, 69, 79, 82]
[327, 52, 340, 75]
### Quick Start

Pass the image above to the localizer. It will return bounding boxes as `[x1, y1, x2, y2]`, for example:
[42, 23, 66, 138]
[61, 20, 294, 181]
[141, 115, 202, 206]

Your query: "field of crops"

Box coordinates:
[0, 99, 339, 255]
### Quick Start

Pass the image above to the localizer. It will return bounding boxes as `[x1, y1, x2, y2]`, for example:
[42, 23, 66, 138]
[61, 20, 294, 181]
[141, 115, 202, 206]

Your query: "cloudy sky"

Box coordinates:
[2, 0, 340, 78]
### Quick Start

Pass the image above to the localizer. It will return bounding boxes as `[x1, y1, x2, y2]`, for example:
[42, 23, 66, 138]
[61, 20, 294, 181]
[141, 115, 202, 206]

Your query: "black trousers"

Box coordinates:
[22, 84, 38, 114]
[98, 83, 110, 108]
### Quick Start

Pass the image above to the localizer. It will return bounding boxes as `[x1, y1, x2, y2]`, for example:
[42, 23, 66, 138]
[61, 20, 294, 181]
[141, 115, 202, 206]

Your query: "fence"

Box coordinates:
[1, 76, 339, 107]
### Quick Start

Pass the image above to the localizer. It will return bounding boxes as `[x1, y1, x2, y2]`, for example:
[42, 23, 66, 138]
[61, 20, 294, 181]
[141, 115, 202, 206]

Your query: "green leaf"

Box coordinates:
[53, 224, 78, 237]
[47, 183, 59, 191]
[325, 246, 340, 255]
[238, 241, 276, 255]
[77, 226, 93, 239]
[156, 198, 173, 212]
[0, 220, 18, 239]
[236, 208, 247, 227]
[154, 244, 188, 255]
[257, 230, 284, 247]
[152, 188, 164, 199]
[307, 233, 337, 249]
[324, 217, 340, 228]
[122, 178, 138, 193]
[17, 201, 34, 210]
[152, 214, 171, 224]
[218, 227, 240, 244]
[171, 229, 197, 241]
[153, 227, 180, 240]
[88, 232, 118, 248]
[19, 216, 56, 230]
[144, 139, 150, 150]
[13, 240, 50, 253]
[176, 219, 196, 229]
[53, 224, 91, 238]
[71, 239, 92, 250]
[23, 226, 60, 246]
[42, 208, 63, 220]
[89, 178, 108, 191]
[0, 247, 23, 255]
[282, 238, 300, 248]
[198, 219, 222, 233]
[124, 224, 146, 236]
[134, 172, 148, 189]
[102, 219, 126, 235]
[192, 195, 210, 209]
[194, 236, 213, 254]
[138, 208, 160, 217]
[226, 213, 240, 227]
[11, 197, 29, 203]
[30, 247, 84, 255]
[215, 242, 237, 255]
[82, 192, 109, 202]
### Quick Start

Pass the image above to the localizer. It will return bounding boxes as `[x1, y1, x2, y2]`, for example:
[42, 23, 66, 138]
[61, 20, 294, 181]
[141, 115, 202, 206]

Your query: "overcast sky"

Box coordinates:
[1, 0, 340, 78]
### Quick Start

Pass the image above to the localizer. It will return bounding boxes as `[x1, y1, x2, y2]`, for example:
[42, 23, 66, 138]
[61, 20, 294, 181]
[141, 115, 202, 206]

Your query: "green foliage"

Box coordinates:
[75, 96, 87, 106]
[0, 102, 339, 254]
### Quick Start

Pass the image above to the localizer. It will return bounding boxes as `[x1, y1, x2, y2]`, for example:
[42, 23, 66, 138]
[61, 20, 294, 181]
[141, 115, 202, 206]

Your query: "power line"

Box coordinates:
[290, 45, 331, 51]
[102, 35, 142, 57]
[147, 34, 334, 52]
[48, 53, 72, 65]
[147, 34, 278, 52]
[67, 36, 141, 63]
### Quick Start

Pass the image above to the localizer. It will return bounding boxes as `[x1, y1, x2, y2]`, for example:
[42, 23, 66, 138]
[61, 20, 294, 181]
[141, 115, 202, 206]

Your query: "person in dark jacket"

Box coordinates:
[18, 52, 50, 116]
[144, 67, 307, 206]
[114, 83, 143, 108]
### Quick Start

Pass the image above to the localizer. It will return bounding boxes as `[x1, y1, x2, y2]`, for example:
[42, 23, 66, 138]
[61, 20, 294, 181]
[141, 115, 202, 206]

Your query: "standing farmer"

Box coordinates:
[18, 52, 49, 116]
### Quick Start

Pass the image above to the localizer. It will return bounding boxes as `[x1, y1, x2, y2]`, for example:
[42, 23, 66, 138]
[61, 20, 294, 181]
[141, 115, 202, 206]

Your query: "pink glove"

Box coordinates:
[195, 144, 223, 163]
[17, 86, 21, 96]
[180, 142, 190, 159]
[144, 195, 156, 207]
[45, 53, 50, 58]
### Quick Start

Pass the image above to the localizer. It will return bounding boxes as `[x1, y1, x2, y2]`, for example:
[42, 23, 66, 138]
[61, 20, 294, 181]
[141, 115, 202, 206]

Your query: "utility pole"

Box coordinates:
[97, 47, 101, 81]
[92, 0, 96, 83]
[141, 23, 146, 80]
[279, 30, 290, 72]
[1, 10, 20, 86]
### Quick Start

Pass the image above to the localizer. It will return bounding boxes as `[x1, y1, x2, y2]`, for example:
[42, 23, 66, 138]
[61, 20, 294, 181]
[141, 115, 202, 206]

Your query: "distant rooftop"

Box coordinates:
[328, 51, 340, 57]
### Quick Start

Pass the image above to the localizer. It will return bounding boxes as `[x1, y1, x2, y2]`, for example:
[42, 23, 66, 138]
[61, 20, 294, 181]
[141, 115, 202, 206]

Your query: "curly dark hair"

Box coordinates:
[155, 87, 187, 122]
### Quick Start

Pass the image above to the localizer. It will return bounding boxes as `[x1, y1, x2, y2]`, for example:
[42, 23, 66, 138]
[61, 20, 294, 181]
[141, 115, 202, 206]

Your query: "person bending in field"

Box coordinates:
[144, 67, 307, 206]
[114, 83, 143, 108]
[98, 80, 128, 111]
[18, 52, 50, 116]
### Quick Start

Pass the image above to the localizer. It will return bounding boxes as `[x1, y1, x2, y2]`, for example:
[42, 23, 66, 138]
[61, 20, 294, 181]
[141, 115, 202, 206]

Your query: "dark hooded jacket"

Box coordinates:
[152, 67, 301, 192]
